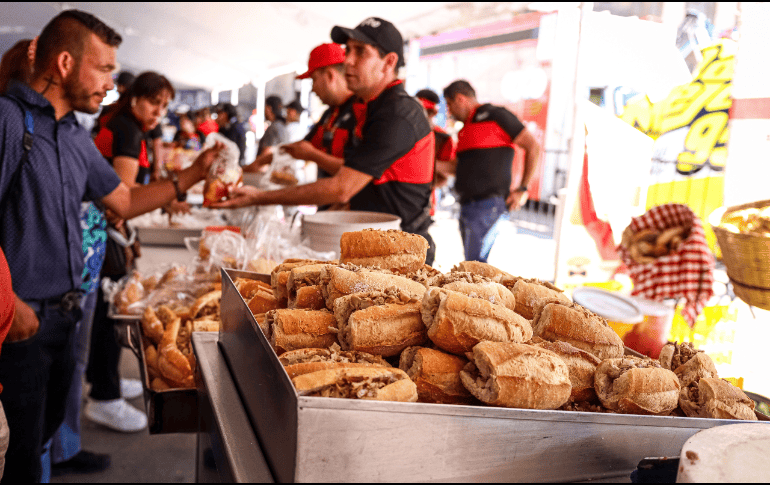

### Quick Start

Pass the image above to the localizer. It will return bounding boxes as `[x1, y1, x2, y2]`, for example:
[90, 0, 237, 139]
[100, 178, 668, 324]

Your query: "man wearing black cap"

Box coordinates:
[245, 95, 290, 171]
[415, 88, 456, 215]
[217, 18, 437, 265]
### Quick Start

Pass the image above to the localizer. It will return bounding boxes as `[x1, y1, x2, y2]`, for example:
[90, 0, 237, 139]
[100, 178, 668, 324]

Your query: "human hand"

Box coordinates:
[192, 141, 224, 180]
[209, 185, 261, 209]
[281, 141, 317, 162]
[105, 208, 124, 229]
[164, 199, 191, 215]
[506, 189, 529, 211]
[7, 297, 39, 342]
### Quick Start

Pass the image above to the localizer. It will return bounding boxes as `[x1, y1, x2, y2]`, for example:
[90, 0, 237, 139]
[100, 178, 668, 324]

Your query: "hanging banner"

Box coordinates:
[620, 39, 736, 251]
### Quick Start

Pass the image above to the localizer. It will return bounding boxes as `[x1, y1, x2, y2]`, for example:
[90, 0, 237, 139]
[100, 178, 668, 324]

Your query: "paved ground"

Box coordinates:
[51, 207, 770, 482]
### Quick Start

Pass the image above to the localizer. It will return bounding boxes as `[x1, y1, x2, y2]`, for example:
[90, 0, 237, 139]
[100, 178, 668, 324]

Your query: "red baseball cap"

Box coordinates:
[296, 43, 346, 80]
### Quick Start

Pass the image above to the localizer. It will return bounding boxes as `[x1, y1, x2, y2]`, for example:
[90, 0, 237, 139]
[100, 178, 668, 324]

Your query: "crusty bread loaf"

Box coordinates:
[659, 342, 718, 387]
[340, 229, 428, 274]
[532, 300, 623, 360]
[421, 287, 532, 355]
[279, 347, 390, 379]
[333, 290, 427, 357]
[247, 287, 279, 315]
[190, 290, 221, 320]
[321, 265, 426, 310]
[399, 346, 474, 404]
[267, 309, 338, 355]
[679, 377, 757, 421]
[287, 263, 332, 309]
[427, 272, 516, 311]
[499, 277, 570, 320]
[532, 339, 601, 403]
[234, 278, 272, 300]
[292, 366, 418, 402]
[460, 341, 571, 409]
[271, 259, 329, 306]
[594, 357, 680, 415]
[451, 261, 512, 281]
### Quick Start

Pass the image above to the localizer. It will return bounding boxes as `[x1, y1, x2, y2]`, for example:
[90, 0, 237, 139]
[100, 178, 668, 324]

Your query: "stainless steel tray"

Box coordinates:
[116, 319, 198, 434]
[219, 268, 770, 483]
[135, 226, 203, 247]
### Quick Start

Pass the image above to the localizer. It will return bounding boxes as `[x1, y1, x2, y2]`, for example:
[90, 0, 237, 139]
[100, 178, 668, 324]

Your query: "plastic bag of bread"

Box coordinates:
[202, 133, 243, 206]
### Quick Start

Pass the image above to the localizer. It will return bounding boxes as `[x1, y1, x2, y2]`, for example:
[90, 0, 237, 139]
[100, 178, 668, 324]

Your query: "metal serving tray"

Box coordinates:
[219, 268, 769, 483]
[116, 319, 198, 434]
[135, 226, 203, 247]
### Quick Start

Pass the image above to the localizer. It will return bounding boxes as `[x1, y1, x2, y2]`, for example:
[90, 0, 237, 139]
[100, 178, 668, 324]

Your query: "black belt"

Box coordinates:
[28, 290, 83, 313]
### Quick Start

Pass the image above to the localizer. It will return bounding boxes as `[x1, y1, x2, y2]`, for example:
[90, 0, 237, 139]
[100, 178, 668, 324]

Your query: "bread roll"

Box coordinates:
[399, 346, 474, 404]
[460, 341, 571, 409]
[499, 276, 570, 320]
[659, 342, 718, 387]
[422, 288, 532, 355]
[279, 347, 390, 379]
[190, 290, 221, 320]
[532, 339, 601, 403]
[340, 229, 428, 274]
[679, 378, 757, 421]
[271, 259, 329, 306]
[287, 263, 330, 310]
[594, 357, 680, 415]
[532, 300, 623, 360]
[142, 306, 164, 345]
[267, 309, 338, 355]
[292, 367, 418, 402]
[334, 290, 427, 357]
[451, 261, 512, 281]
[192, 317, 219, 333]
[321, 265, 426, 310]
[234, 278, 271, 300]
[427, 272, 516, 311]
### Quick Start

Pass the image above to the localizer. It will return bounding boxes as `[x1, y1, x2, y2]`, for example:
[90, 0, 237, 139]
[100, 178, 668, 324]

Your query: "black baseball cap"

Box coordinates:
[286, 100, 304, 113]
[331, 17, 404, 68]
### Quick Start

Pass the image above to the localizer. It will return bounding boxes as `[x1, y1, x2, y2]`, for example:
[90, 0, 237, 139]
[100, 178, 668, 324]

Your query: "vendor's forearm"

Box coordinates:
[255, 178, 349, 207]
[311, 152, 344, 175]
[520, 144, 541, 187]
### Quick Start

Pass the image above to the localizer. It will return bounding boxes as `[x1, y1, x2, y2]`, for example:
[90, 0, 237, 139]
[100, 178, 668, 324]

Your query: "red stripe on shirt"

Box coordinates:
[456, 120, 514, 152]
[374, 132, 435, 185]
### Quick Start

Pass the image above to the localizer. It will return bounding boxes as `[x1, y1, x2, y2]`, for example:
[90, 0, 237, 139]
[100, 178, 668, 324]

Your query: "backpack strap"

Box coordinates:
[1, 96, 34, 208]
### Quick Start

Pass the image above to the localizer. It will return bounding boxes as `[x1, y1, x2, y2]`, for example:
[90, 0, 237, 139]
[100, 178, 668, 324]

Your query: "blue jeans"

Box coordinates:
[459, 196, 509, 263]
[46, 290, 99, 469]
[0, 298, 81, 483]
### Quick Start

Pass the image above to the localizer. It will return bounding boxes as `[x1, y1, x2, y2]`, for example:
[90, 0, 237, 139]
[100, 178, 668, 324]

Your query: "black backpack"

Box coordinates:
[0, 96, 34, 209]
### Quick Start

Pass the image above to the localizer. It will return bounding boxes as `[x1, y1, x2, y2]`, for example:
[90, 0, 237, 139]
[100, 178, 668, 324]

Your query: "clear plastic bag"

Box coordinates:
[202, 132, 243, 206]
[266, 146, 305, 188]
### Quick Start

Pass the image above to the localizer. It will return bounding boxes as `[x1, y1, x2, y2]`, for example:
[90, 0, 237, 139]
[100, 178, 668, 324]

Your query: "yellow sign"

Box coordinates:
[620, 40, 736, 251]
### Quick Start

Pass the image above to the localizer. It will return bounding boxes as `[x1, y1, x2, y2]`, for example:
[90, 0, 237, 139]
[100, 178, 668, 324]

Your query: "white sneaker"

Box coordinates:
[85, 398, 148, 433]
[120, 378, 144, 399]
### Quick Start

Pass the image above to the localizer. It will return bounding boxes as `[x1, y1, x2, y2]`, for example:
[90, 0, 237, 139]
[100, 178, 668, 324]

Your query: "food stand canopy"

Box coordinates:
[0, 2, 533, 91]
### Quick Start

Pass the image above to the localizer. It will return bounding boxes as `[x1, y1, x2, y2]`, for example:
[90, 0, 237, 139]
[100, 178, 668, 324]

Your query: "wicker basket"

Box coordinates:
[710, 198, 770, 310]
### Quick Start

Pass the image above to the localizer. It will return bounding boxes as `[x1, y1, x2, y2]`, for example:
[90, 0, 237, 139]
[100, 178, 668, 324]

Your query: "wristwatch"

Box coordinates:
[513, 185, 529, 193]
[169, 172, 186, 202]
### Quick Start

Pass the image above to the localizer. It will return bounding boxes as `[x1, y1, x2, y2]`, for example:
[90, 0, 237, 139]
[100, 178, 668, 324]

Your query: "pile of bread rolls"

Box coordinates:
[242, 229, 757, 419]
[719, 206, 770, 236]
[620, 225, 690, 264]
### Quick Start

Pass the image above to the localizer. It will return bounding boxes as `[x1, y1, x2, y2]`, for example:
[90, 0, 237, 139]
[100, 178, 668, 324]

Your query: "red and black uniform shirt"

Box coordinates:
[455, 103, 524, 203]
[344, 81, 435, 233]
[433, 126, 456, 163]
[304, 94, 356, 179]
[94, 111, 151, 185]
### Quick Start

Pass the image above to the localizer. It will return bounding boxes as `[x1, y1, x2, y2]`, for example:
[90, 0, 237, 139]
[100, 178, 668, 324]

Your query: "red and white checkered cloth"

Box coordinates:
[617, 204, 715, 327]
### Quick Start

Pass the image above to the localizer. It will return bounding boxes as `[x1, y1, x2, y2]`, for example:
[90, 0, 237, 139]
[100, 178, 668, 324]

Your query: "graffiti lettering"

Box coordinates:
[676, 111, 728, 174]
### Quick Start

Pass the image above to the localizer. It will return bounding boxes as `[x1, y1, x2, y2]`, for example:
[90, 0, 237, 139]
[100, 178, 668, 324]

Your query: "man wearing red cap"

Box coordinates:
[216, 18, 437, 264]
[281, 43, 355, 185]
[415, 88, 456, 216]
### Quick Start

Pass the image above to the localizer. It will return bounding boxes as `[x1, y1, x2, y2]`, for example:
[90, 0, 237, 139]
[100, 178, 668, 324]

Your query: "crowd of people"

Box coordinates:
[0, 8, 541, 483]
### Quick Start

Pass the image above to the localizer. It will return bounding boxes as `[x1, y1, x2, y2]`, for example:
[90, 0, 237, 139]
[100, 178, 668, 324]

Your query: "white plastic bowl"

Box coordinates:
[301, 211, 401, 257]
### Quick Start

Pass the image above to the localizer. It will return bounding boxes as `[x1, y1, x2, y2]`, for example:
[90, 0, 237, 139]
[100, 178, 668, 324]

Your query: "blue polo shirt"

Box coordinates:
[0, 81, 122, 301]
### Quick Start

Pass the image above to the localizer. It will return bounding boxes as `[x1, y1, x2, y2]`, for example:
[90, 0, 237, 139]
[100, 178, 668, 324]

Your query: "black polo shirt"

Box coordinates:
[344, 81, 435, 233]
[304, 94, 356, 179]
[455, 103, 525, 203]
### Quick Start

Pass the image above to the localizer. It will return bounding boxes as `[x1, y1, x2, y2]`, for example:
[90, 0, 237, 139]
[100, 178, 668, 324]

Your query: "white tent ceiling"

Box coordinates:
[1, 2, 533, 91]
